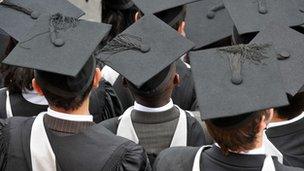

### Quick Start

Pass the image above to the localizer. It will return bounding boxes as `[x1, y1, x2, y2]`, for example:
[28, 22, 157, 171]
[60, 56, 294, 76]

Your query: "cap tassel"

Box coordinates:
[101, 34, 150, 54]
[257, 0, 268, 14]
[206, 3, 225, 19]
[1, 0, 41, 19]
[218, 44, 271, 85]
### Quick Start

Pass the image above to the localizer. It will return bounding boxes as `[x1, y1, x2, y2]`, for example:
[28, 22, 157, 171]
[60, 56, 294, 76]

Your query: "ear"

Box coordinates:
[122, 77, 128, 88]
[93, 68, 102, 89]
[178, 21, 186, 37]
[173, 73, 180, 86]
[32, 78, 44, 96]
[134, 12, 140, 22]
[259, 109, 274, 131]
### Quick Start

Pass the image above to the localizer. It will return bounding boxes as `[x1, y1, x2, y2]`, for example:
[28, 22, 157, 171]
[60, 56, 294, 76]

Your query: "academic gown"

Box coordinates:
[0, 80, 123, 122]
[266, 116, 304, 168]
[112, 60, 197, 111]
[100, 107, 206, 165]
[153, 145, 304, 171]
[0, 116, 151, 171]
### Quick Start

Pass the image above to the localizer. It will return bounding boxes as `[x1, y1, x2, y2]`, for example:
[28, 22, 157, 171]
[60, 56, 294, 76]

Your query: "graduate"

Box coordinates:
[103, 0, 200, 111]
[99, 15, 206, 165]
[0, 13, 150, 171]
[153, 33, 303, 171]
[0, 0, 124, 122]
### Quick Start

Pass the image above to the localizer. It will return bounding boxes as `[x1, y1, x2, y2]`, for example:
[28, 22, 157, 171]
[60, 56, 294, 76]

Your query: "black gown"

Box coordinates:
[112, 60, 197, 111]
[0, 117, 151, 171]
[101, 110, 207, 165]
[266, 117, 304, 168]
[0, 80, 123, 123]
[153, 145, 304, 171]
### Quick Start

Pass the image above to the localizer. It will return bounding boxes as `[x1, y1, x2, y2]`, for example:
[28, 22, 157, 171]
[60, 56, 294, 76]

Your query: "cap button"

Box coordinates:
[140, 44, 150, 53]
[300, 9, 304, 13]
[277, 51, 290, 60]
[206, 11, 215, 19]
[258, 7, 268, 14]
[231, 73, 243, 85]
[31, 11, 41, 19]
[53, 38, 65, 47]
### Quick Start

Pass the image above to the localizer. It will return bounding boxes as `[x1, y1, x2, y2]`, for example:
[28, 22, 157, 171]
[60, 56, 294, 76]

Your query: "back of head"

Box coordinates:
[102, 0, 139, 41]
[128, 63, 176, 100]
[154, 5, 186, 30]
[35, 57, 96, 111]
[275, 92, 304, 120]
[205, 110, 270, 155]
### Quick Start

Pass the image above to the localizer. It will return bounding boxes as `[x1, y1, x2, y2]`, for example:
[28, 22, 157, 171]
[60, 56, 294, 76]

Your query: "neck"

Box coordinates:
[135, 97, 171, 108]
[271, 113, 287, 122]
[50, 98, 90, 115]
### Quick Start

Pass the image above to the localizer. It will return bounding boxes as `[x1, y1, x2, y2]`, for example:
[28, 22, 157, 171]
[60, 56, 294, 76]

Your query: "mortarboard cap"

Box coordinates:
[98, 15, 194, 89]
[0, 0, 84, 41]
[3, 13, 111, 77]
[251, 24, 304, 96]
[223, 0, 304, 35]
[186, 0, 234, 50]
[3, 13, 111, 97]
[191, 43, 289, 120]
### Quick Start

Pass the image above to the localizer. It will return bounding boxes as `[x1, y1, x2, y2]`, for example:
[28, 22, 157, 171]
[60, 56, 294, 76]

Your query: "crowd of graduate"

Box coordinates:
[0, 0, 304, 170]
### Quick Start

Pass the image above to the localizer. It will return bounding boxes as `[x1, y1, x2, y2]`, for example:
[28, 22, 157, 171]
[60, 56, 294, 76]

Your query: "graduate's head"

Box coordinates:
[102, 0, 139, 41]
[273, 92, 304, 121]
[32, 57, 102, 111]
[205, 110, 273, 155]
[124, 63, 180, 107]
[135, 5, 186, 32]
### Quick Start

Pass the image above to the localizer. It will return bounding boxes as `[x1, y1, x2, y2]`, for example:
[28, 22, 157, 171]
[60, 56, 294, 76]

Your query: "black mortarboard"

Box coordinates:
[3, 13, 111, 97]
[186, 0, 234, 50]
[191, 44, 289, 120]
[98, 15, 194, 89]
[223, 0, 304, 35]
[251, 24, 304, 96]
[0, 0, 84, 41]
[3, 13, 111, 77]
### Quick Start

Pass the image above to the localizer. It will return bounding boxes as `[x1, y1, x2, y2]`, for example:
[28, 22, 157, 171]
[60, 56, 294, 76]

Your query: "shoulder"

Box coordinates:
[273, 159, 304, 171]
[99, 117, 119, 134]
[153, 147, 200, 171]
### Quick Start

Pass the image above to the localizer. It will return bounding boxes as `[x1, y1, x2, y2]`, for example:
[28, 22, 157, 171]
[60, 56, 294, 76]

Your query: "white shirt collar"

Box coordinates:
[47, 108, 93, 122]
[267, 111, 304, 129]
[134, 99, 174, 113]
[22, 89, 48, 105]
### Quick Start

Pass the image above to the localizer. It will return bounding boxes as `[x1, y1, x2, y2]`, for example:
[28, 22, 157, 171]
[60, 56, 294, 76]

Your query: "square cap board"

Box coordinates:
[0, 0, 84, 41]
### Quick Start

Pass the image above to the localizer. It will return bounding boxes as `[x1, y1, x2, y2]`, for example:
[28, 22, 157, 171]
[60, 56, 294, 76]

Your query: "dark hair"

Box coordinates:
[128, 64, 176, 99]
[102, 1, 138, 41]
[36, 57, 95, 111]
[138, 5, 186, 31]
[206, 110, 270, 155]
[275, 92, 304, 120]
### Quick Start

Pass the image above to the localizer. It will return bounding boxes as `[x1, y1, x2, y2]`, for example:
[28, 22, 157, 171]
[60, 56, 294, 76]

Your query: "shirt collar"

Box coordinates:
[22, 89, 48, 105]
[47, 108, 93, 122]
[134, 99, 174, 113]
[267, 111, 304, 129]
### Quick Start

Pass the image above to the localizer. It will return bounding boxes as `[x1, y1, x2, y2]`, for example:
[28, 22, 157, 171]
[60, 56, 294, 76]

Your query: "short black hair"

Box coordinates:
[35, 57, 95, 111]
[275, 92, 304, 120]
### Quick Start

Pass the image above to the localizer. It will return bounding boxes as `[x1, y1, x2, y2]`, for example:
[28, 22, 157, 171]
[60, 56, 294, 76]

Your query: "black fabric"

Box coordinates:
[266, 117, 304, 168]
[112, 75, 134, 110]
[154, 145, 304, 171]
[172, 60, 196, 111]
[0, 116, 151, 171]
[0, 88, 7, 119]
[100, 109, 206, 166]
[0, 88, 48, 118]
[89, 80, 123, 123]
